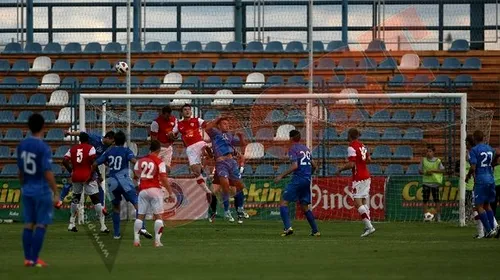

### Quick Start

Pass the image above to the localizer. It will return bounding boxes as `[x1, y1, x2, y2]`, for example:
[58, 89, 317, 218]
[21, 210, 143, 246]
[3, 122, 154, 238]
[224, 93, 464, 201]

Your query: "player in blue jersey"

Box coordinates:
[93, 131, 152, 239]
[205, 117, 247, 224]
[17, 113, 60, 267]
[466, 130, 497, 238]
[274, 130, 319, 237]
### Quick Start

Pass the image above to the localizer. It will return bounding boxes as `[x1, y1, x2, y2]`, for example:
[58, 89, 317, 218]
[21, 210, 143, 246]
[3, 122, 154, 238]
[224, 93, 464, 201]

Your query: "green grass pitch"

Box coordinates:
[1, 220, 499, 280]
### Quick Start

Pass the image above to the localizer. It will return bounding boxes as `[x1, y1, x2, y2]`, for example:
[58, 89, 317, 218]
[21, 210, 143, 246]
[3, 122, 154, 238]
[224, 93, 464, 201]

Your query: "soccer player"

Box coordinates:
[204, 117, 247, 224]
[466, 130, 497, 238]
[133, 140, 173, 247]
[150, 106, 177, 169]
[491, 154, 500, 215]
[93, 131, 152, 240]
[465, 135, 484, 238]
[419, 144, 445, 222]
[63, 132, 109, 233]
[17, 113, 60, 267]
[336, 128, 376, 237]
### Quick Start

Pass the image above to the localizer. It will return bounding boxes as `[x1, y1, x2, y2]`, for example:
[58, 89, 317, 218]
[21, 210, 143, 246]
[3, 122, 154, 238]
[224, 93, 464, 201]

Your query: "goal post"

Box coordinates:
[78, 92, 468, 226]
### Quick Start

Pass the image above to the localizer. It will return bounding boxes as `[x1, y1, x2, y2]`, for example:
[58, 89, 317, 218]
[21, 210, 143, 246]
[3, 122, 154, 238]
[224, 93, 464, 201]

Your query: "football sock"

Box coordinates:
[494, 216, 498, 228]
[70, 203, 78, 224]
[196, 176, 211, 193]
[279, 206, 291, 229]
[59, 183, 71, 201]
[133, 219, 142, 242]
[135, 211, 146, 230]
[154, 219, 164, 242]
[22, 228, 33, 261]
[31, 227, 46, 263]
[112, 212, 121, 237]
[304, 210, 319, 233]
[474, 211, 484, 237]
[98, 186, 105, 205]
[94, 203, 105, 229]
[358, 205, 373, 229]
[223, 193, 230, 212]
[479, 212, 492, 232]
[486, 210, 496, 230]
[210, 194, 218, 214]
[234, 191, 244, 209]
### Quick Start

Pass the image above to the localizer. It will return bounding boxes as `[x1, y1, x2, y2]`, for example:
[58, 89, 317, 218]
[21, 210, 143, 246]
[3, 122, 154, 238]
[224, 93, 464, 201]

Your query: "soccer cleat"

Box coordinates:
[224, 211, 235, 223]
[68, 225, 78, 232]
[281, 227, 294, 237]
[474, 234, 484, 239]
[237, 212, 244, 224]
[113, 235, 121, 240]
[139, 229, 153, 239]
[208, 213, 216, 223]
[133, 241, 141, 247]
[100, 228, 110, 234]
[360, 227, 376, 237]
[243, 211, 250, 219]
[154, 241, 163, 248]
[310, 232, 321, 237]
[485, 229, 496, 238]
[34, 259, 48, 268]
[24, 260, 34, 267]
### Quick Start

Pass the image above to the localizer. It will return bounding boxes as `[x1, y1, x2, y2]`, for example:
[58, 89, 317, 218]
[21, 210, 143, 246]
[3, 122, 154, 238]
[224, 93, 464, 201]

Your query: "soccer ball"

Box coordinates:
[115, 61, 129, 74]
[424, 212, 434, 222]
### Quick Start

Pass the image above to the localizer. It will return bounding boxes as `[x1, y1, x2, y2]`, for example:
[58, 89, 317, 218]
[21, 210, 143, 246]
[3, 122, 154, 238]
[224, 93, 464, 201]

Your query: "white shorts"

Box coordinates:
[159, 146, 173, 167]
[352, 178, 371, 199]
[138, 188, 164, 215]
[186, 141, 206, 166]
[73, 181, 99, 196]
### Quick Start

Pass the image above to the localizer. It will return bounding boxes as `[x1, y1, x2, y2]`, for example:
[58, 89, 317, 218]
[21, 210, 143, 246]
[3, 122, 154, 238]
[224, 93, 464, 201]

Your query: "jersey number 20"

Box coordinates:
[108, 156, 123, 170]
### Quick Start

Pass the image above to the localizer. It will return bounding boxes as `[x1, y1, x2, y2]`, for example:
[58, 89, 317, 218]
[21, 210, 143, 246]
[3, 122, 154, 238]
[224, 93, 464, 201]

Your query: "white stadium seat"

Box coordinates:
[243, 72, 265, 88]
[161, 73, 182, 88]
[274, 124, 296, 140]
[56, 107, 74, 123]
[39, 73, 60, 89]
[244, 143, 265, 159]
[171, 89, 192, 105]
[311, 105, 328, 122]
[399, 54, 420, 70]
[48, 90, 69, 106]
[30, 56, 51, 72]
[211, 89, 233, 106]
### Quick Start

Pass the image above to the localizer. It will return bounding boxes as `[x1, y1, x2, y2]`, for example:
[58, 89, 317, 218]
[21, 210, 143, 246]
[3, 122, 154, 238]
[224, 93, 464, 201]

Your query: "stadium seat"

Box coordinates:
[370, 110, 390, 122]
[388, 74, 407, 87]
[328, 110, 348, 122]
[101, 77, 122, 88]
[360, 128, 380, 141]
[55, 107, 74, 123]
[235, 59, 253, 71]
[371, 145, 392, 159]
[224, 76, 243, 88]
[144, 41, 162, 52]
[81, 77, 100, 88]
[21, 77, 39, 89]
[31, 56, 51, 72]
[205, 41, 223, 52]
[51, 59, 71, 71]
[193, 59, 212, 71]
[133, 59, 151, 71]
[462, 57, 481, 70]
[41, 110, 56, 123]
[441, 57, 461, 70]
[431, 75, 451, 87]
[64, 42, 82, 53]
[161, 73, 182, 88]
[377, 57, 398, 70]
[203, 110, 220, 121]
[245, 41, 264, 52]
[0, 146, 11, 159]
[43, 42, 62, 53]
[276, 164, 290, 175]
[306, 41, 323, 52]
[296, 59, 309, 70]
[131, 128, 148, 140]
[349, 109, 369, 122]
[316, 58, 335, 70]
[264, 146, 287, 159]
[212, 89, 233, 106]
[265, 76, 285, 87]
[254, 164, 275, 177]
[330, 146, 348, 159]
[172, 59, 192, 71]
[255, 59, 274, 71]
[151, 60, 170, 71]
[185, 41, 202, 52]
[103, 42, 122, 53]
[137, 146, 149, 157]
[11, 60, 30, 71]
[85, 111, 98, 122]
[326, 165, 338, 176]
[243, 72, 265, 88]
[244, 143, 265, 159]
[164, 41, 182, 52]
[45, 128, 64, 141]
[0, 59, 10, 71]
[0, 94, 6, 105]
[17, 111, 32, 123]
[287, 76, 307, 87]
[385, 164, 405, 175]
[255, 128, 275, 141]
[125, 41, 143, 53]
[84, 42, 102, 53]
[286, 109, 305, 122]
[170, 165, 190, 176]
[368, 164, 383, 175]
[399, 54, 420, 69]
[140, 110, 158, 122]
[39, 73, 60, 89]
[224, 41, 243, 52]
[391, 110, 411, 122]
[213, 59, 233, 71]
[348, 75, 367, 87]
[28, 93, 47, 105]
[394, 146, 413, 159]
[413, 110, 433, 122]
[0, 111, 15, 123]
[366, 39, 386, 52]
[1, 164, 19, 176]
[449, 39, 469, 51]
[406, 164, 420, 175]
[285, 41, 304, 52]
[403, 127, 423, 140]
[181, 76, 201, 89]
[51, 164, 64, 176]
[358, 57, 377, 70]
[72, 60, 91, 71]
[0, 77, 17, 89]
[8, 93, 27, 105]
[454, 74, 473, 87]
[264, 110, 285, 123]
[204, 76, 223, 88]
[338, 128, 350, 139]
[434, 109, 454, 122]
[326, 75, 345, 87]
[265, 41, 284, 52]
[336, 58, 357, 70]
[58, 77, 78, 90]
[3, 42, 22, 53]
[142, 76, 161, 88]
[274, 124, 295, 140]
[321, 127, 337, 140]
[275, 59, 294, 71]
[312, 145, 327, 159]
[171, 89, 192, 105]
[93, 60, 112, 71]
[24, 42, 42, 53]
[411, 74, 430, 87]
[421, 57, 440, 69]
[326, 41, 349, 52]
[381, 127, 402, 140]
[4, 128, 23, 140]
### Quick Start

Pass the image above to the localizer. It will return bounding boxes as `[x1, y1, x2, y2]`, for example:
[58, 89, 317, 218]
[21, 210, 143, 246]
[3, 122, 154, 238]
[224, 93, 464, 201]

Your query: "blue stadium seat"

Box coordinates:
[85, 111, 98, 122]
[394, 146, 413, 159]
[43, 42, 62, 54]
[265, 41, 284, 52]
[1, 164, 19, 176]
[360, 128, 380, 141]
[3, 42, 22, 53]
[28, 93, 47, 105]
[4, 128, 23, 140]
[24, 42, 42, 53]
[431, 75, 451, 87]
[366, 39, 386, 52]
[449, 39, 469, 51]
[203, 110, 220, 121]
[9, 93, 27, 105]
[204, 76, 223, 88]
[184, 41, 202, 52]
[326, 165, 338, 176]
[142, 76, 162, 88]
[170, 165, 190, 176]
[137, 146, 149, 157]
[103, 42, 122, 53]
[205, 41, 223, 52]
[51, 164, 63, 176]
[413, 110, 433, 122]
[286, 109, 305, 122]
[172, 59, 192, 71]
[307, 41, 323, 52]
[296, 59, 309, 70]
[45, 128, 64, 141]
[164, 41, 182, 52]
[213, 59, 233, 71]
[245, 41, 264, 52]
[131, 128, 148, 140]
[225, 41, 243, 52]
[311, 145, 327, 159]
[21, 77, 39, 89]
[152, 60, 170, 71]
[358, 57, 377, 70]
[330, 146, 348, 159]
[193, 59, 212, 71]
[322, 128, 337, 140]
[60, 77, 79, 89]
[264, 146, 287, 159]
[54, 146, 70, 158]
[371, 145, 392, 159]
[0, 111, 15, 123]
[72, 60, 91, 71]
[254, 164, 275, 177]
[181, 76, 201, 88]
[454, 74, 473, 87]
[377, 57, 398, 70]
[11, 60, 30, 71]
[348, 75, 367, 87]
[316, 58, 335, 70]
[64, 42, 82, 53]
[275, 59, 294, 71]
[411, 74, 430, 87]
[421, 57, 439, 69]
[326, 41, 349, 52]
[264, 110, 285, 123]
[255, 59, 274, 71]
[287, 76, 307, 87]
[391, 110, 411, 122]
[328, 110, 348, 122]
[441, 57, 461, 70]
[52, 59, 71, 71]
[0, 77, 18, 89]
[84, 42, 102, 53]
[312, 76, 324, 87]
[462, 57, 481, 70]
[0, 59, 10, 71]
[0, 94, 6, 104]
[370, 110, 390, 122]
[255, 128, 274, 140]
[140, 110, 159, 122]
[349, 109, 369, 122]
[225, 76, 243, 88]
[327, 75, 345, 87]
[241, 164, 253, 176]
[335, 58, 356, 70]
[234, 59, 253, 71]
[81, 77, 100, 88]
[368, 164, 383, 175]
[286, 41, 304, 52]
[133, 59, 151, 71]
[265, 76, 285, 87]
[381, 127, 402, 140]
[92, 60, 112, 71]
[0, 146, 11, 159]
[125, 41, 142, 53]
[385, 164, 405, 175]
[144, 41, 162, 52]
[434, 109, 454, 122]
[406, 164, 420, 175]
[276, 164, 290, 175]
[403, 127, 423, 140]
[389, 74, 407, 87]
[101, 77, 122, 88]
[16, 111, 32, 123]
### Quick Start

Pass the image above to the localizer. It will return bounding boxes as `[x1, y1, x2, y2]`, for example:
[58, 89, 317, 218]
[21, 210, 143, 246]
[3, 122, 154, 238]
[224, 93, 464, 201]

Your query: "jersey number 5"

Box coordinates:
[76, 149, 83, 163]
[20, 151, 37, 175]
[140, 161, 155, 179]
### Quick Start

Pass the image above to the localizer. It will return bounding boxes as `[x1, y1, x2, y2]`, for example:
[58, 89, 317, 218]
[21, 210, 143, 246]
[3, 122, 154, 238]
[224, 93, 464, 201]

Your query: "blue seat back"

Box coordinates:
[165, 41, 182, 52]
[185, 41, 202, 52]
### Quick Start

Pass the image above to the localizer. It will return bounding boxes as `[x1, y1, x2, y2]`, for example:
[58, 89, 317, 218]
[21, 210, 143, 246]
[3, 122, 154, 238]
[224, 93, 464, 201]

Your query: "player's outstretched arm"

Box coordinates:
[204, 117, 220, 131]
[64, 130, 81, 137]
[62, 157, 72, 174]
[159, 175, 173, 198]
[275, 162, 298, 183]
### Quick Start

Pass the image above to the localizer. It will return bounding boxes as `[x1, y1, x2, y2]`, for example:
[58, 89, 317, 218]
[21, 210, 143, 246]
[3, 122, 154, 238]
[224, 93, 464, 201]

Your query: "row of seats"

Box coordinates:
[0, 56, 481, 72]
[2, 39, 470, 54]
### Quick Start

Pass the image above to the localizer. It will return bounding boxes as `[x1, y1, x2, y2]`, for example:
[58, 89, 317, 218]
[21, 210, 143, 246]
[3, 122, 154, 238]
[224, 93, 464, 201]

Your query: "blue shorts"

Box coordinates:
[108, 176, 137, 206]
[215, 158, 241, 182]
[22, 193, 53, 225]
[111, 187, 138, 206]
[474, 183, 496, 205]
[282, 177, 311, 205]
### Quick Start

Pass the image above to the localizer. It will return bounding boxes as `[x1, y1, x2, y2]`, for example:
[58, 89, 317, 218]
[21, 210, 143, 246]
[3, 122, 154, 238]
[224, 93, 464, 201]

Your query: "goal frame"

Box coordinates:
[79, 92, 468, 226]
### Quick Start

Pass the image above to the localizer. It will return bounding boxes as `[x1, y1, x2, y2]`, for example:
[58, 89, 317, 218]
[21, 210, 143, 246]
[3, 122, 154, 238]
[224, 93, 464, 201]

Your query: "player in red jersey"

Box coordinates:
[62, 132, 109, 234]
[133, 140, 172, 248]
[150, 106, 177, 169]
[336, 128, 376, 237]
[171, 104, 211, 194]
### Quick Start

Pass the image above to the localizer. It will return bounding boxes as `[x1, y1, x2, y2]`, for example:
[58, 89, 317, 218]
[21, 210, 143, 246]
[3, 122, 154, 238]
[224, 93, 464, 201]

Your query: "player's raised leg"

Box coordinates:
[68, 190, 82, 232]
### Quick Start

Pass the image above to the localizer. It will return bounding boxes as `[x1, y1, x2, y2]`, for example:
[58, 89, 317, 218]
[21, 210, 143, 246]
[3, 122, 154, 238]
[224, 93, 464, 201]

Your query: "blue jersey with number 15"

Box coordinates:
[289, 143, 312, 179]
[96, 146, 135, 178]
[469, 143, 495, 185]
[16, 137, 53, 197]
